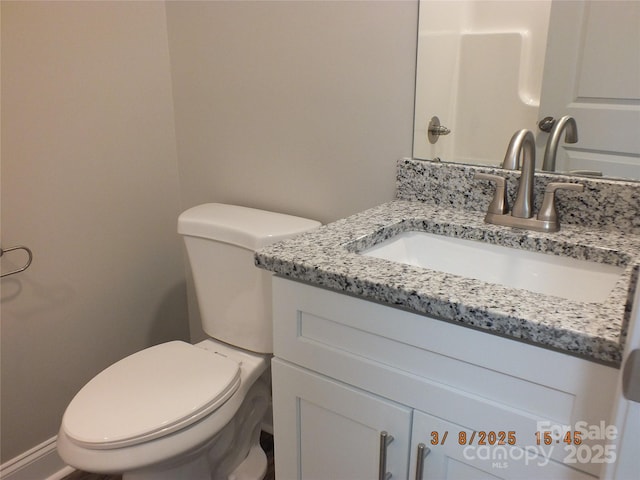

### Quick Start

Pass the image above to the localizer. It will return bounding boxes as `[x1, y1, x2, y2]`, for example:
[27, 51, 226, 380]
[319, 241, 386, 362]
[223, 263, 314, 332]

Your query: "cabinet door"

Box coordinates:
[410, 411, 596, 480]
[272, 358, 412, 480]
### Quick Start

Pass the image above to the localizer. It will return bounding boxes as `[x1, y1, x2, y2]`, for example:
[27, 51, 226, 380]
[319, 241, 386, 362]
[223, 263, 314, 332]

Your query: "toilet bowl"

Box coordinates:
[58, 340, 269, 479]
[57, 204, 320, 479]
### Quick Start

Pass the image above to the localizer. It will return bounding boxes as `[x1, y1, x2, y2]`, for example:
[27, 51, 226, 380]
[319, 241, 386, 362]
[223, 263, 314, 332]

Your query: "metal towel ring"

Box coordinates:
[0, 245, 33, 278]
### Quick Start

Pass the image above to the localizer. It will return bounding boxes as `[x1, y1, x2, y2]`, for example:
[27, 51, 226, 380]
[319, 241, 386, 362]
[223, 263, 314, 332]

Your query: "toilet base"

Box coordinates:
[228, 443, 267, 480]
[121, 376, 270, 480]
[122, 443, 266, 480]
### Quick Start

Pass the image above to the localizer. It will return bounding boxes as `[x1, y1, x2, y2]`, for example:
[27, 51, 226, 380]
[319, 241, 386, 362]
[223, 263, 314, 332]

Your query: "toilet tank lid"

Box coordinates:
[178, 203, 321, 250]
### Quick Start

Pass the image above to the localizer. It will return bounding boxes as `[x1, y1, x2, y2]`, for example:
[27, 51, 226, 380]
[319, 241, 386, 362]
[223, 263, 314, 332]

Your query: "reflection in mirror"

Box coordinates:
[413, 0, 640, 181]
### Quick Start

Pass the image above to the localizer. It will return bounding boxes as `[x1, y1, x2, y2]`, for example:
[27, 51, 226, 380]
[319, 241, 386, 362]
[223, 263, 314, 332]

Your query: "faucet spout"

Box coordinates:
[508, 130, 536, 218]
[542, 115, 578, 171]
[502, 129, 531, 170]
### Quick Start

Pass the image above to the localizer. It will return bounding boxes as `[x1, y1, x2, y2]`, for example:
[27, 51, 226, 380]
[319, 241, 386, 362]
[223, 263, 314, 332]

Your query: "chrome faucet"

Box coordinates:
[501, 129, 536, 218]
[542, 115, 578, 171]
[474, 129, 584, 233]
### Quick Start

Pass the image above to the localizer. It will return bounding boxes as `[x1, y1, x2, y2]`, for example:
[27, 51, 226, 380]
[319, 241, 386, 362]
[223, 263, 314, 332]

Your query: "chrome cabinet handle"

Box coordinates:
[415, 443, 431, 480]
[378, 431, 394, 480]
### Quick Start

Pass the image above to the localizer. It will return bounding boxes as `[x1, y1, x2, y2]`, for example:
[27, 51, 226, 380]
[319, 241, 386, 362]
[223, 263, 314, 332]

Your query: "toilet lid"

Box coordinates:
[62, 341, 241, 449]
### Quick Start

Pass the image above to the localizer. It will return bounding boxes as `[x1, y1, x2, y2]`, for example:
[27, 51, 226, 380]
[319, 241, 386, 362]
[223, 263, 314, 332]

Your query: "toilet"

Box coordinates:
[57, 204, 320, 480]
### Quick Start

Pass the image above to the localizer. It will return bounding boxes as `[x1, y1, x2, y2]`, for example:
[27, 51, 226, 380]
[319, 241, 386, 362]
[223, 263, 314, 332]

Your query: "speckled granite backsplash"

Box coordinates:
[396, 158, 640, 234]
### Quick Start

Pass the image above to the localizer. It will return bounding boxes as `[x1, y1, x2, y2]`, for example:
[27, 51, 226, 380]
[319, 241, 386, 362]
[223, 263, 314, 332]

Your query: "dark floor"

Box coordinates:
[62, 432, 275, 480]
[63, 472, 121, 480]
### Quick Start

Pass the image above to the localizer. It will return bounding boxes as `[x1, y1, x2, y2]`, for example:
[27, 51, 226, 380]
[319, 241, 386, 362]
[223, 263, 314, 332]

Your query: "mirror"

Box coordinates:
[413, 0, 640, 181]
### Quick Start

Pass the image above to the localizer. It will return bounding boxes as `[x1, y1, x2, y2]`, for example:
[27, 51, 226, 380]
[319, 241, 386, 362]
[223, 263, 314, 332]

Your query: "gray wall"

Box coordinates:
[165, 0, 418, 342]
[0, 1, 189, 462]
[0, 0, 417, 464]
[167, 0, 418, 224]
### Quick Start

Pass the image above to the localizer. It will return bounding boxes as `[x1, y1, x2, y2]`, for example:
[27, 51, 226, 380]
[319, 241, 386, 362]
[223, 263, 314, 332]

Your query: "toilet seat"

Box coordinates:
[62, 341, 241, 450]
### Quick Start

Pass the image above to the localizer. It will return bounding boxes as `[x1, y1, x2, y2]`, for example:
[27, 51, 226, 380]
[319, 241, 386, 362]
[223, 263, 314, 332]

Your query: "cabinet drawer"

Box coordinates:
[273, 277, 617, 476]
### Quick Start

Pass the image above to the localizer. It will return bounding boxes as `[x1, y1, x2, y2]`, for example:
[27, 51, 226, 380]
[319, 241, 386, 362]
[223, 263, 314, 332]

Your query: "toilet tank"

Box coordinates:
[177, 204, 320, 353]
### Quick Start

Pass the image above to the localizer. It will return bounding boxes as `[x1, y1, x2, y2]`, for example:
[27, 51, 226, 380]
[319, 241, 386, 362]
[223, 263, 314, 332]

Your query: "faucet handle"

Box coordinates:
[474, 172, 509, 214]
[537, 182, 585, 224]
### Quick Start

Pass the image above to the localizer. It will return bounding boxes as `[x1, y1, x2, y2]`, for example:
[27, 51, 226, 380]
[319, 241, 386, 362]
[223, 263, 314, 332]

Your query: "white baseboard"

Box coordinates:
[0, 436, 74, 480]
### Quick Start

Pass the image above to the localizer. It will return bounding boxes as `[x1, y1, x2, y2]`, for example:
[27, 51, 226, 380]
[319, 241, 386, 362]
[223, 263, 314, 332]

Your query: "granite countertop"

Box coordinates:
[256, 200, 639, 368]
[256, 159, 640, 366]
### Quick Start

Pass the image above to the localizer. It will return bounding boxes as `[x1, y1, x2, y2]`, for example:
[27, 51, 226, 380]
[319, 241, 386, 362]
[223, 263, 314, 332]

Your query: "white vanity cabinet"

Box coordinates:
[271, 277, 619, 480]
[272, 360, 412, 479]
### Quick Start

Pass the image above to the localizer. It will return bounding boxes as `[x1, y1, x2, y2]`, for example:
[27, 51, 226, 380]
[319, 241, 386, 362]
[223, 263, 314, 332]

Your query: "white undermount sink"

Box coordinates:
[361, 231, 624, 303]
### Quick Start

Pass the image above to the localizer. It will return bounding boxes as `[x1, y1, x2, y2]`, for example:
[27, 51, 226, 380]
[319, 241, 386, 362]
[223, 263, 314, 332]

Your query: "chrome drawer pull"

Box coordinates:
[378, 431, 394, 480]
[415, 443, 431, 480]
